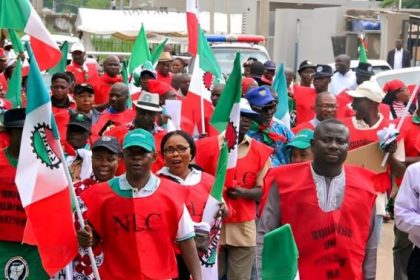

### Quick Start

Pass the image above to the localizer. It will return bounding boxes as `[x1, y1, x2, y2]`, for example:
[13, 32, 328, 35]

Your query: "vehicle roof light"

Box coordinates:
[206, 35, 265, 44]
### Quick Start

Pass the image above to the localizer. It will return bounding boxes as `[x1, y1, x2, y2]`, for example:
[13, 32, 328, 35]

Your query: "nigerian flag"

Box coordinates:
[273, 63, 291, 128]
[15, 42, 77, 276]
[199, 53, 242, 279]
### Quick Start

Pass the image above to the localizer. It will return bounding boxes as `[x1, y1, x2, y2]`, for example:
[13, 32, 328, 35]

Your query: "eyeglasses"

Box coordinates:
[163, 146, 190, 155]
[316, 104, 337, 110]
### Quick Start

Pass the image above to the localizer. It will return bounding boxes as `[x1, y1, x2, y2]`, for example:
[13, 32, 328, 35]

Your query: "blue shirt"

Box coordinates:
[247, 118, 294, 166]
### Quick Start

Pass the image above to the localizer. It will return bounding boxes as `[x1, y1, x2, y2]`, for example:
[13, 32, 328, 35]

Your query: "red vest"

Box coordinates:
[399, 117, 420, 157]
[184, 172, 213, 223]
[340, 117, 391, 151]
[0, 148, 26, 242]
[66, 62, 99, 84]
[269, 162, 376, 280]
[0, 72, 8, 91]
[81, 177, 187, 280]
[292, 121, 315, 134]
[293, 85, 317, 125]
[224, 140, 272, 223]
[91, 109, 135, 141]
[92, 74, 123, 105]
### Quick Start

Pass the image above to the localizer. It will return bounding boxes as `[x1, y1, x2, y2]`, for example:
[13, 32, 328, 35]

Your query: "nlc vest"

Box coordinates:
[81, 177, 187, 280]
[267, 162, 376, 280]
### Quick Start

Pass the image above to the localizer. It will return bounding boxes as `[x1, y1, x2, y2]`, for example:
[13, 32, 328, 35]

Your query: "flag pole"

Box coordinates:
[56, 141, 102, 280]
[381, 82, 420, 167]
[200, 90, 206, 135]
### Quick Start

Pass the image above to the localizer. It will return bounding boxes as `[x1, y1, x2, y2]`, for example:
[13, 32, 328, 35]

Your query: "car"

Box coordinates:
[329, 59, 392, 75]
[371, 66, 420, 89]
[207, 35, 270, 75]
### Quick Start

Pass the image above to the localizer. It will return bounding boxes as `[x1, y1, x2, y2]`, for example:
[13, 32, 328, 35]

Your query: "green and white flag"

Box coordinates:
[5, 59, 22, 108]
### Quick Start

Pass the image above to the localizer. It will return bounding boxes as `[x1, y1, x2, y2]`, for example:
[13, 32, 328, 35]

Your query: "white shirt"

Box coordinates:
[310, 164, 345, 212]
[119, 173, 195, 241]
[157, 166, 202, 185]
[328, 70, 357, 95]
[394, 48, 403, 69]
[395, 162, 420, 247]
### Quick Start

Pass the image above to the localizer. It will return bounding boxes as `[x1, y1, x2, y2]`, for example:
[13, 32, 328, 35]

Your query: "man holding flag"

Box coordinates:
[194, 53, 273, 279]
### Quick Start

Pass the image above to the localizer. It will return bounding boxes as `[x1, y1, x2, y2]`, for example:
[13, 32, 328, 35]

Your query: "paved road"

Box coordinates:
[377, 221, 395, 280]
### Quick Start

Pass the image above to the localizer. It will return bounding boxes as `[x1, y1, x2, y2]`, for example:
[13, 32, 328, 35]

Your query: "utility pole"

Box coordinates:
[259, 0, 269, 39]
[210, 0, 215, 34]
[226, 0, 231, 34]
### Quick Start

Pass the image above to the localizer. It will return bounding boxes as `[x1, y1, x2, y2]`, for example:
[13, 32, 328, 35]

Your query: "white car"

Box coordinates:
[208, 35, 270, 75]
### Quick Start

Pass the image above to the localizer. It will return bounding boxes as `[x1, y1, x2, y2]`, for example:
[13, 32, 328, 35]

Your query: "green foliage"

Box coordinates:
[381, 0, 420, 8]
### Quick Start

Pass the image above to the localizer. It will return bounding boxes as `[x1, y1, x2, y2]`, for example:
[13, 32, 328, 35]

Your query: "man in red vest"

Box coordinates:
[50, 72, 76, 115]
[294, 64, 332, 125]
[92, 56, 123, 109]
[77, 128, 202, 280]
[156, 51, 174, 84]
[65, 42, 99, 84]
[258, 119, 378, 280]
[292, 91, 337, 134]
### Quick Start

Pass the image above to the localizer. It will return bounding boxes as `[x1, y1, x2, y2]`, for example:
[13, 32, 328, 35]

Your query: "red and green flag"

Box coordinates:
[15, 42, 78, 276]
[0, 0, 61, 70]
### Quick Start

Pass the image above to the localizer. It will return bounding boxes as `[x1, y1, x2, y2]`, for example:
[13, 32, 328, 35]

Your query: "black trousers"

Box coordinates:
[408, 246, 420, 279]
[174, 254, 191, 280]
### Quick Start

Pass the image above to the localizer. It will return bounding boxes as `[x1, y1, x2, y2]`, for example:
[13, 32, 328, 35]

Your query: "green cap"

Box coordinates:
[262, 224, 299, 280]
[412, 114, 420, 125]
[286, 129, 314, 150]
[123, 128, 155, 152]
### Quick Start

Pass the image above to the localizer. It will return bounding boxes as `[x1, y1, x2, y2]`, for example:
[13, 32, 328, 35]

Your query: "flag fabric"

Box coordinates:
[200, 142, 228, 279]
[273, 63, 291, 128]
[48, 41, 69, 75]
[0, 0, 61, 70]
[5, 59, 22, 108]
[151, 38, 168, 66]
[121, 59, 133, 108]
[186, 0, 199, 56]
[262, 224, 299, 280]
[8, 29, 24, 53]
[15, 42, 78, 276]
[8, 28, 30, 77]
[359, 32, 368, 63]
[128, 23, 151, 73]
[210, 52, 241, 187]
[182, 26, 222, 136]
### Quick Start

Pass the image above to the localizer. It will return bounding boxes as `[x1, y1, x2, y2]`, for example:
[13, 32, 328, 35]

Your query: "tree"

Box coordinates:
[381, 0, 420, 8]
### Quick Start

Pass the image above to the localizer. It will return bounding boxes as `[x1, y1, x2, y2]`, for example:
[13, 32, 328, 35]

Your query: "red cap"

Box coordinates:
[383, 79, 406, 93]
[0, 48, 5, 58]
[147, 80, 176, 96]
[242, 77, 257, 96]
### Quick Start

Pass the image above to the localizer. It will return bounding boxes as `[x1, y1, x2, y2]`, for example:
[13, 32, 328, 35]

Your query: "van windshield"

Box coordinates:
[212, 48, 270, 75]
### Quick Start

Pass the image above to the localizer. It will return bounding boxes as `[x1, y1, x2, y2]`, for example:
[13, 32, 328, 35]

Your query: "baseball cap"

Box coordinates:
[298, 60, 316, 73]
[123, 128, 155, 152]
[347, 81, 385, 103]
[264, 61, 276, 71]
[133, 91, 162, 112]
[313, 64, 333, 79]
[286, 129, 314, 150]
[70, 42, 85, 53]
[250, 61, 266, 77]
[383, 79, 406, 93]
[92, 136, 121, 154]
[3, 108, 26, 128]
[74, 83, 94, 95]
[240, 98, 259, 119]
[245, 85, 275, 108]
[355, 62, 374, 77]
[67, 113, 92, 132]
